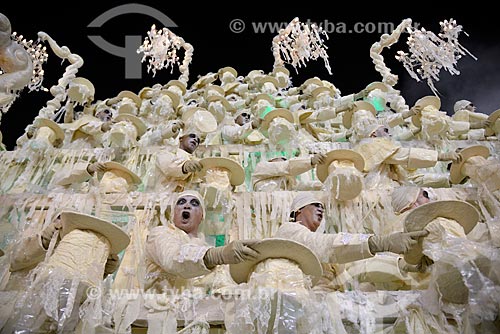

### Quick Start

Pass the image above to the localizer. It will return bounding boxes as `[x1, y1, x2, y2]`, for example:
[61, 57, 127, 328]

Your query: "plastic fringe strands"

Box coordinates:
[395, 19, 477, 96]
[234, 191, 295, 239]
[138, 25, 194, 83]
[272, 17, 332, 75]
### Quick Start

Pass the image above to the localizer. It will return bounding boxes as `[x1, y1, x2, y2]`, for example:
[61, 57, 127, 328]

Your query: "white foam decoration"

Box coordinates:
[370, 18, 413, 86]
[396, 19, 477, 95]
[272, 17, 332, 75]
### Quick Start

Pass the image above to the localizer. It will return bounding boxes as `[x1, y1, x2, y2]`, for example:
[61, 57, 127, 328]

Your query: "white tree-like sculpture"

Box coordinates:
[395, 19, 476, 95]
[0, 13, 48, 118]
[137, 24, 193, 85]
[272, 17, 331, 75]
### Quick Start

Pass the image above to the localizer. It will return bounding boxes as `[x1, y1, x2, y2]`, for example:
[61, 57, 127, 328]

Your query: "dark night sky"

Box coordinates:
[2, 3, 499, 150]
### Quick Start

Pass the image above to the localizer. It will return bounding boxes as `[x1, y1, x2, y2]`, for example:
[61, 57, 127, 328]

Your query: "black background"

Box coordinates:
[2, 2, 499, 150]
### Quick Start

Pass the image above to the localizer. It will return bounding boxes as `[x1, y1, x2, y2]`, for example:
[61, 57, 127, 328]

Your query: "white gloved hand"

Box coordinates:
[311, 153, 327, 166]
[87, 162, 109, 174]
[470, 119, 491, 129]
[203, 240, 260, 269]
[438, 151, 463, 163]
[41, 219, 63, 249]
[104, 254, 120, 275]
[335, 101, 355, 114]
[251, 117, 262, 129]
[368, 230, 428, 254]
[402, 105, 422, 119]
[182, 160, 203, 174]
[101, 121, 113, 132]
[354, 89, 368, 101]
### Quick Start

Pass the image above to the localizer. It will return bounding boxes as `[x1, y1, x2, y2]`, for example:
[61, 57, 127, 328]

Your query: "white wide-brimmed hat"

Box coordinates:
[258, 75, 280, 88]
[411, 96, 441, 127]
[60, 211, 130, 254]
[197, 157, 245, 186]
[485, 108, 500, 137]
[101, 161, 142, 185]
[68, 77, 95, 104]
[203, 85, 225, 98]
[316, 149, 365, 183]
[218, 66, 238, 78]
[300, 77, 324, 91]
[229, 238, 323, 285]
[181, 107, 218, 134]
[450, 145, 490, 184]
[403, 200, 479, 265]
[112, 90, 142, 109]
[33, 117, 65, 143]
[114, 114, 147, 137]
[261, 108, 294, 132]
[365, 81, 389, 93]
[342, 101, 376, 128]
[163, 79, 187, 95]
[158, 89, 181, 108]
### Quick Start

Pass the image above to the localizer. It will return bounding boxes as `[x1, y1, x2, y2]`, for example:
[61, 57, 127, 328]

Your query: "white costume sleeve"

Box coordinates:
[385, 147, 438, 169]
[146, 225, 212, 279]
[156, 149, 192, 180]
[53, 162, 92, 186]
[10, 232, 47, 272]
[252, 158, 312, 180]
[221, 122, 253, 143]
[275, 222, 374, 264]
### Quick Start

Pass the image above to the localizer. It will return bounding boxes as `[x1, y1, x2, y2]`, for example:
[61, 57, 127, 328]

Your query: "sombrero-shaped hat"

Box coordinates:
[365, 81, 389, 93]
[206, 94, 234, 112]
[191, 73, 218, 90]
[403, 200, 479, 265]
[223, 82, 241, 95]
[68, 77, 95, 103]
[138, 86, 154, 100]
[272, 66, 290, 76]
[60, 211, 130, 254]
[218, 66, 238, 78]
[411, 96, 441, 127]
[252, 93, 275, 107]
[342, 101, 376, 128]
[258, 75, 280, 88]
[163, 80, 187, 95]
[450, 145, 490, 184]
[114, 114, 147, 137]
[297, 109, 314, 124]
[197, 157, 245, 186]
[301, 77, 323, 90]
[204, 85, 225, 99]
[102, 162, 142, 185]
[229, 238, 323, 285]
[181, 107, 218, 133]
[33, 117, 65, 143]
[158, 89, 181, 108]
[244, 69, 265, 83]
[485, 108, 500, 137]
[316, 149, 365, 183]
[261, 108, 294, 131]
[113, 90, 142, 108]
[307, 87, 335, 108]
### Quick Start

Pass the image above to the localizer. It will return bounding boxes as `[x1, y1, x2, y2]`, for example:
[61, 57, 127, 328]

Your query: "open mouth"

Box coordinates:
[182, 211, 190, 219]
